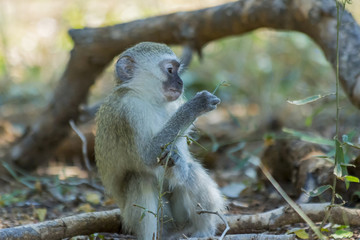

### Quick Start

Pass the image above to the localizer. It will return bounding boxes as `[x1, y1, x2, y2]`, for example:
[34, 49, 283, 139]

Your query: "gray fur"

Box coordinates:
[95, 42, 225, 240]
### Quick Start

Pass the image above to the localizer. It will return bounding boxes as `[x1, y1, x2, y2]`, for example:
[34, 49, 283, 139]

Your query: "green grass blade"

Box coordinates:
[308, 185, 332, 197]
[283, 128, 334, 146]
[287, 93, 334, 105]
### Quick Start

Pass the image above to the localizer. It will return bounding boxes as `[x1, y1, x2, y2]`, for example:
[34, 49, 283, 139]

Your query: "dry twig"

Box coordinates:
[196, 204, 230, 240]
[69, 119, 92, 173]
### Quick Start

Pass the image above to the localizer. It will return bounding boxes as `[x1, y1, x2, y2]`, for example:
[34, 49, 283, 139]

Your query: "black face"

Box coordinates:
[160, 59, 183, 102]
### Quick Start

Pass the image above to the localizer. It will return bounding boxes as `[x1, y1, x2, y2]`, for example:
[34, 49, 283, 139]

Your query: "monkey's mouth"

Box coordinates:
[165, 88, 182, 101]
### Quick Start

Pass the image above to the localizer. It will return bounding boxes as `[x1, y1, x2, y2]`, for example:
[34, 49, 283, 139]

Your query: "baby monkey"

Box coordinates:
[95, 42, 224, 240]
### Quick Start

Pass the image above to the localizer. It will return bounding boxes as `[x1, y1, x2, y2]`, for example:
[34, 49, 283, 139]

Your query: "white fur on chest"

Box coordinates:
[142, 100, 180, 136]
[148, 105, 170, 135]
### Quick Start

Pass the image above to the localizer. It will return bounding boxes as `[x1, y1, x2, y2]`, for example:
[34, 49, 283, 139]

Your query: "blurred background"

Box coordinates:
[0, 0, 359, 131]
[0, 0, 360, 224]
[0, 0, 360, 179]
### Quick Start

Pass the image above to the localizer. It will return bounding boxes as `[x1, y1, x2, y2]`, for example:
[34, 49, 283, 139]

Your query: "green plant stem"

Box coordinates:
[333, 0, 341, 206]
[335, 0, 341, 163]
[321, 0, 346, 228]
[156, 130, 182, 239]
[212, 80, 225, 95]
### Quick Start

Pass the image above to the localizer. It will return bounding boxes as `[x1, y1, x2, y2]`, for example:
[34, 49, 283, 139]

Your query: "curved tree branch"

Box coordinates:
[7, 0, 360, 170]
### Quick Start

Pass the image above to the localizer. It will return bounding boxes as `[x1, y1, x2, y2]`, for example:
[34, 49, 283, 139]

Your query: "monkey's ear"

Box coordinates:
[115, 56, 136, 82]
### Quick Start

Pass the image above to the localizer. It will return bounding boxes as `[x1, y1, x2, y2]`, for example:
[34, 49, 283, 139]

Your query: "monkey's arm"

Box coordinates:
[142, 91, 220, 167]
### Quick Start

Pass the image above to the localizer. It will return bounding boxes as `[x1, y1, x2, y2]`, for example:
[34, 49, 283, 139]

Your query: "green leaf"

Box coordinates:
[90, 233, 105, 240]
[334, 163, 343, 178]
[345, 179, 350, 190]
[308, 185, 332, 197]
[140, 211, 146, 221]
[287, 228, 309, 239]
[331, 229, 353, 239]
[340, 163, 356, 168]
[282, 128, 334, 146]
[287, 93, 334, 105]
[335, 139, 344, 164]
[333, 225, 349, 230]
[334, 139, 348, 177]
[320, 227, 330, 232]
[294, 229, 309, 239]
[344, 175, 360, 183]
[335, 193, 344, 202]
[35, 208, 47, 222]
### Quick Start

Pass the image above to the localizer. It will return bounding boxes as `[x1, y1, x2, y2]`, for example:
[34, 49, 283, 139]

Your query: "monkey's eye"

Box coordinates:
[167, 67, 173, 74]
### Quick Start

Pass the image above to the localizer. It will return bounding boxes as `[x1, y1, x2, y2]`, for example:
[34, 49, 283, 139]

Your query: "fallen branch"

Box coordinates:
[0, 209, 122, 240]
[184, 234, 296, 240]
[1, 203, 360, 239]
[223, 203, 360, 234]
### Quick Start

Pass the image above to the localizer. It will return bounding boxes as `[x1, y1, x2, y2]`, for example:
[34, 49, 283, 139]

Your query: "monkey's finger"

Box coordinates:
[210, 98, 221, 105]
[166, 158, 175, 167]
[159, 157, 175, 167]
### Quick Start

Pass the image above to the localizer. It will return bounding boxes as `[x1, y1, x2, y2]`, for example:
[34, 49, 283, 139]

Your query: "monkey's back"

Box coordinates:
[95, 88, 142, 204]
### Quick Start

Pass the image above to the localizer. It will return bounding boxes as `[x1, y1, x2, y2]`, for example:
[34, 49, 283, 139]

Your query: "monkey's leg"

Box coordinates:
[121, 173, 159, 240]
[174, 161, 225, 237]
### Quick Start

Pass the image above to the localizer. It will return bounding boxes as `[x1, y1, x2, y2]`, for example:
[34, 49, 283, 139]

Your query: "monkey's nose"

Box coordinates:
[176, 78, 183, 86]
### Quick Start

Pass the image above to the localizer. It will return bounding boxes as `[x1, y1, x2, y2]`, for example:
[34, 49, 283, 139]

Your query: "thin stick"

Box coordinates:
[212, 80, 229, 95]
[69, 120, 92, 172]
[197, 205, 230, 240]
[259, 162, 325, 240]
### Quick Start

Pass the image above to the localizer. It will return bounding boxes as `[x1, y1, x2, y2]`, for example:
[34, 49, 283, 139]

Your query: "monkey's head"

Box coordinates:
[115, 42, 184, 103]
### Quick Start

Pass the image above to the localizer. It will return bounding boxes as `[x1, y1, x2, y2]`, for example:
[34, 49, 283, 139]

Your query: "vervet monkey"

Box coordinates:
[95, 42, 224, 240]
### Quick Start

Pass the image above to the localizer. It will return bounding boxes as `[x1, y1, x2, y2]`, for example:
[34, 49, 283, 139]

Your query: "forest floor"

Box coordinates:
[0, 104, 360, 239]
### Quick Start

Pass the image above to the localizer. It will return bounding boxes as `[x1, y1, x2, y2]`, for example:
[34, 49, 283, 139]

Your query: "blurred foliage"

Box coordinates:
[0, 189, 27, 207]
[182, 31, 334, 103]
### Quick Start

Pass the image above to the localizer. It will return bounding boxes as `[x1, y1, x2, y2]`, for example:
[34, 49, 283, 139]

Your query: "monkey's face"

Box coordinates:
[160, 59, 183, 102]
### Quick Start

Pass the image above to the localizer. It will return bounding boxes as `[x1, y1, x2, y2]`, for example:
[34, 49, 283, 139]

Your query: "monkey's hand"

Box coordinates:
[158, 145, 181, 168]
[189, 91, 220, 116]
